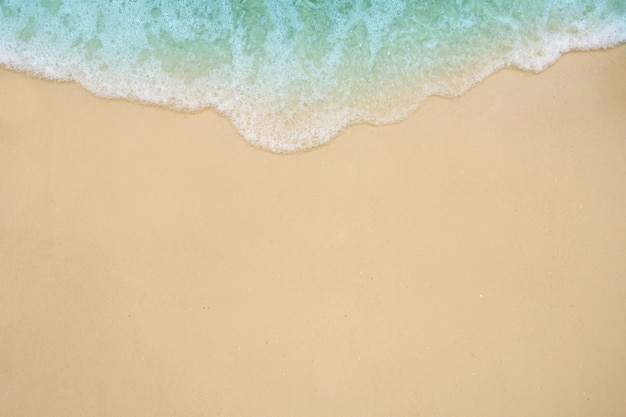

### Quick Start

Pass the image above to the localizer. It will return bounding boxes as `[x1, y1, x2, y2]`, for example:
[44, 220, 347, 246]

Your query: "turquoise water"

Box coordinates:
[1, 1, 624, 151]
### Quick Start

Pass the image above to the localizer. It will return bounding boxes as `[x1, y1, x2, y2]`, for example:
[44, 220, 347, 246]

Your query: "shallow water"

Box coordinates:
[1, 0, 624, 151]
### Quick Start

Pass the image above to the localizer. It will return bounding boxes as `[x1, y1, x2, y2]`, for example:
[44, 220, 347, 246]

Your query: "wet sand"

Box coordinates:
[1, 45, 625, 416]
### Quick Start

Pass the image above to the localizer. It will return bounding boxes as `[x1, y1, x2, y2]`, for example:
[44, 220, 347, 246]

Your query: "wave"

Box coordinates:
[1, 0, 624, 152]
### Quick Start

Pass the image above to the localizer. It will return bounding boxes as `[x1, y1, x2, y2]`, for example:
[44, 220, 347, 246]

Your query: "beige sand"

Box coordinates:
[1, 45, 625, 416]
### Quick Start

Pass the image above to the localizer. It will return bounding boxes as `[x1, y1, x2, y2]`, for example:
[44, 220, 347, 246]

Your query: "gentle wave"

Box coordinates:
[1, 0, 624, 151]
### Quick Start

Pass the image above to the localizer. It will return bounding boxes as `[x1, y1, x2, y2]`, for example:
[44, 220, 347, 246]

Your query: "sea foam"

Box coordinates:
[1, 0, 624, 152]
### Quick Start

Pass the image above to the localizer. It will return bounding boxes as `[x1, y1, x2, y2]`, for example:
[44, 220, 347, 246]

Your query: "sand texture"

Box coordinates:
[1, 45, 626, 416]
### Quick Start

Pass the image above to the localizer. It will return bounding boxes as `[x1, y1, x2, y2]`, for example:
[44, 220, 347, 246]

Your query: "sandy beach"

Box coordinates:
[1, 45, 625, 416]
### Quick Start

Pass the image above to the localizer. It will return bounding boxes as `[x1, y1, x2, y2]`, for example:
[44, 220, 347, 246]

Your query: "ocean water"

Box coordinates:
[1, 1, 624, 152]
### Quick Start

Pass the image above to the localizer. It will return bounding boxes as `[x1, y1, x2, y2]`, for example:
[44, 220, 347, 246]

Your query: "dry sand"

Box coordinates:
[1, 45, 625, 417]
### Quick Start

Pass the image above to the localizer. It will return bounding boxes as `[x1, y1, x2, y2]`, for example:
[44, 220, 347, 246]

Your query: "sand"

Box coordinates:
[1, 45, 625, 417]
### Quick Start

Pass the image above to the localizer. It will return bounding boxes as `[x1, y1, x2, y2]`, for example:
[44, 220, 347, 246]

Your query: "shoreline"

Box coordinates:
[1, 43, 624, 152]
[1, 45, 625, 416]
